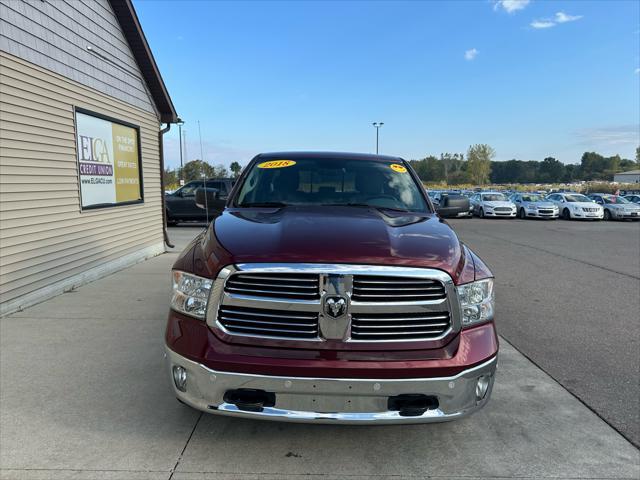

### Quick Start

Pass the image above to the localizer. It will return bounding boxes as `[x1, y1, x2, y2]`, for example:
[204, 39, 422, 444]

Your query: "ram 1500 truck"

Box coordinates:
[165, 151, 498, 424]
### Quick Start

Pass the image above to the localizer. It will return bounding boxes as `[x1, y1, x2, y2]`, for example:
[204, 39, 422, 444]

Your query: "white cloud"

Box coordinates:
[635, 67, 640, 75]
[530, 20, 556, 29]
[554, 11, 582, 23]
[493, 0, 530, 13]
[576, 125, 640, 147]
[464, 48, 479, 61]
[530, 11, 583, 29]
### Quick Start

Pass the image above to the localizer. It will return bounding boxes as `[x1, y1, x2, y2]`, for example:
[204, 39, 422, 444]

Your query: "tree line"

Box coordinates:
[164, 146, 639, 189]
[409, 146, 639, 185]
[164, 159, 243, 189]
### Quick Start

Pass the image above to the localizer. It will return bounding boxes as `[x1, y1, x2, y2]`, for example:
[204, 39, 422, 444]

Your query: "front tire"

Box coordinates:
[519, 208, 526, 219]
[479, 208, 485, 218]
[562, 208, 571, 220]
[603, 210, 611, 221]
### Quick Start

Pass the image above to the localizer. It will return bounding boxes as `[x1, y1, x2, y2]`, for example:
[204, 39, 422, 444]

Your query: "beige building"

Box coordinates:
[613, 170, 640, 184]
[0, 0, 178, 315]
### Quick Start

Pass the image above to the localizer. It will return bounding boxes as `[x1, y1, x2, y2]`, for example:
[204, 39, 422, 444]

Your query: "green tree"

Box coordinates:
[230, 161, 242, 178]
[539, 157, 565, 183]
[163, 168, 177, 185]
[408, 156, 445, 182]
[212, 164, 229, 178]
[466, 144, 494, 185]
[182, 159, 216, 181]
[439, 153, 465, 182]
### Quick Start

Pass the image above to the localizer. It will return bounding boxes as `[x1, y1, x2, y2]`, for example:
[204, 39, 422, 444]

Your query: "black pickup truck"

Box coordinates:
[165, 178, 235, 224]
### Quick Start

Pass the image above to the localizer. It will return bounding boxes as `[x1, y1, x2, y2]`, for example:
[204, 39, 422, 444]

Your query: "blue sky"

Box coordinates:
[133, 0, 640, 169]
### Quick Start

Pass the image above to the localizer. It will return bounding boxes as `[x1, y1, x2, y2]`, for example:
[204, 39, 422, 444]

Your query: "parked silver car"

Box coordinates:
[469, 192, 516, 218]
[623, 194, 640, 205]
[587, 194, 640, 221]
[509, 193, 559, 220]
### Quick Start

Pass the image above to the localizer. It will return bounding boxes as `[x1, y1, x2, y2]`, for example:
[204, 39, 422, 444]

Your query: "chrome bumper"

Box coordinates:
[165, 347, 497, 424]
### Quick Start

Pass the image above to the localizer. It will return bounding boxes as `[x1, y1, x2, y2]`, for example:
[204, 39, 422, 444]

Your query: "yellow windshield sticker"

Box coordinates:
[390, 163, 407, 173]
[257, 160, 296, 169]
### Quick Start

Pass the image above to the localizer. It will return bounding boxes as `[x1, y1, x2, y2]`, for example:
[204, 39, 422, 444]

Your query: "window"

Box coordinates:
[206, 181, 228, 196]
[235, 158, 428, 212]
[178, 183, 200, 197]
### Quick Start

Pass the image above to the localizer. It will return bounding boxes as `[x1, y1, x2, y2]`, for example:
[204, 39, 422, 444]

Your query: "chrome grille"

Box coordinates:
[352, 275, 446, 302]
[351, 311, 451, 341]
[538, 209, 554, 214]
[582, 207, 598, 212]
[218, 305, 319, 339]
[208, 264, 460, 345]
[224, 273, 320, 300]
[494, 207, 512, 212]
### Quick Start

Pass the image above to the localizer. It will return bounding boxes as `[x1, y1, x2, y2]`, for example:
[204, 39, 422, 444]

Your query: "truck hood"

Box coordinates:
[212, 206, 464, 278]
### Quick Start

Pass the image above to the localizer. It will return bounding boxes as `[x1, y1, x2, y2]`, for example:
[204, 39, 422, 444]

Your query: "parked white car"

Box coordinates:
[545, 193, 603, 220]
[469, 192, 517, 218]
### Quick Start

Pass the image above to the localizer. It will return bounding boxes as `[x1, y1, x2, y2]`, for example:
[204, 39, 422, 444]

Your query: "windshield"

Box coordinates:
[235, 158, 428, 212]
[601, 195, 629, 204]
[521, 194, 544, 202]
[565, 194, 590, 202]
[482, 193, 507, 201]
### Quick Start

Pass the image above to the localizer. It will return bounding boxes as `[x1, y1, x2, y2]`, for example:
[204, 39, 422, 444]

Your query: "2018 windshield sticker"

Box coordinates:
[257, 160, 296, 169]
[390, 164, 407, 173]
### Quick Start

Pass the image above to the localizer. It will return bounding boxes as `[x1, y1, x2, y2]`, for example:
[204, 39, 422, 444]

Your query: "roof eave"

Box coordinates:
[108, 0, 178, 123]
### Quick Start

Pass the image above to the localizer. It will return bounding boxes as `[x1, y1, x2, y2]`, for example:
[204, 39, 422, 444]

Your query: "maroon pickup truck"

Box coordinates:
[165, 152, 498, 424]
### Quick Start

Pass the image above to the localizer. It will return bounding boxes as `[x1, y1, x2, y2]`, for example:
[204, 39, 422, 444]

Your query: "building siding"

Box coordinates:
[0, 0, 157, 114]
[0, 51, 165, 313]
[614, 173, 640, 184]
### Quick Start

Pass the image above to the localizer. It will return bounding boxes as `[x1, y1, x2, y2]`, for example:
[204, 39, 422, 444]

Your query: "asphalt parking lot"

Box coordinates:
[1, 221, 638, 479]
[448, 217, 640, 447]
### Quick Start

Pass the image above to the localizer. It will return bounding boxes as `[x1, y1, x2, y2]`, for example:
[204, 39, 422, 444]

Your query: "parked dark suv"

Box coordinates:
[165, 178, 235, 224]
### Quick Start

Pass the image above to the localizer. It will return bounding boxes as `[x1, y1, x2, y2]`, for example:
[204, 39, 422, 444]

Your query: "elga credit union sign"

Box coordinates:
[75, 110, 143, 209]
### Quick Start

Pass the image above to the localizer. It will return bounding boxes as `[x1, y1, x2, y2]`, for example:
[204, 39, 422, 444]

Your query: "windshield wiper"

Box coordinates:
[238, 202, 288, 208]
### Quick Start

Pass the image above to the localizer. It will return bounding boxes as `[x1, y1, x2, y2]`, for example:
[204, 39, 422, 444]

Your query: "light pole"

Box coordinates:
[372, 122, 384, 154]
[177, 119, 185, 185]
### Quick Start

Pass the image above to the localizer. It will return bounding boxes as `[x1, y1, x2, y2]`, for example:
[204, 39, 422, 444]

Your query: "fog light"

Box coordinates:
[475, 375, 491, 401]
[173, 366, 187, 392]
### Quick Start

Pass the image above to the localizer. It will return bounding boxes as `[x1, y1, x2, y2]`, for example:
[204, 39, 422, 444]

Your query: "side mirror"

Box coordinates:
[195, 187, 220, 209]
[436, 196, 469, 218]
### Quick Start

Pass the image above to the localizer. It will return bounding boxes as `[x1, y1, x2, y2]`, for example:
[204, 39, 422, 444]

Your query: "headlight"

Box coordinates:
[456, 278, 494, 327]
[526, 204, 536, 210]
[171, 271, 213, 319]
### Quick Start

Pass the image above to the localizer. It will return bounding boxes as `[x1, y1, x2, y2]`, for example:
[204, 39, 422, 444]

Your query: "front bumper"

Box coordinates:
[484, 210, 516, 217]
[165, 347, 497, 424]
[612, 210, 640, 220]
[525, 210, 559, 218]
[571, 210, 603, 219]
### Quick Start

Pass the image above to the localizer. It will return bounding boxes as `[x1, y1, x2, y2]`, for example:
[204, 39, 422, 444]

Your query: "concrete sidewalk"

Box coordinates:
[1, 228, 638, 479]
